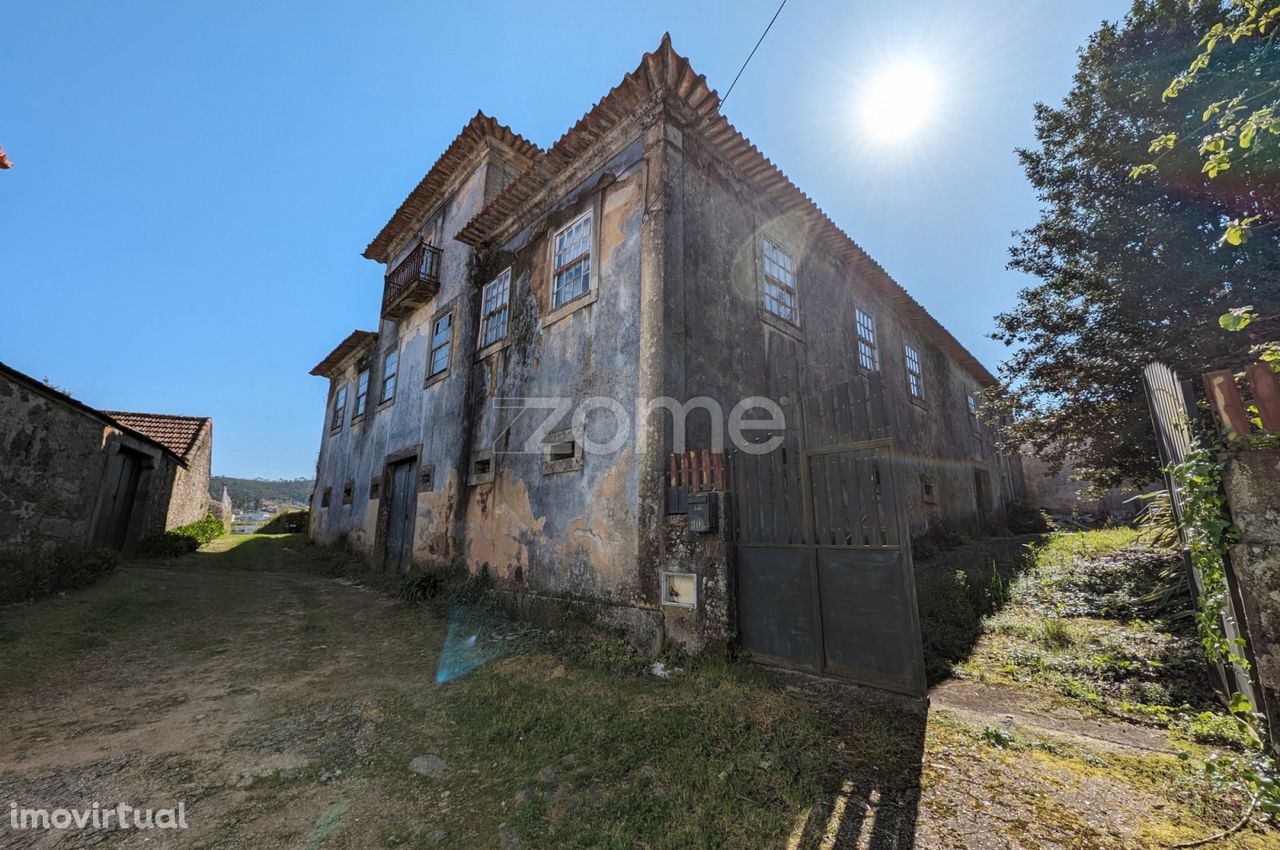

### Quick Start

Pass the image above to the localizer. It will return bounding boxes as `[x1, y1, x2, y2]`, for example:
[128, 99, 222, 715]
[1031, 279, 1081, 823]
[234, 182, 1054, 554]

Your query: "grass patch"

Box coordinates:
[955, 529, 1232, 747]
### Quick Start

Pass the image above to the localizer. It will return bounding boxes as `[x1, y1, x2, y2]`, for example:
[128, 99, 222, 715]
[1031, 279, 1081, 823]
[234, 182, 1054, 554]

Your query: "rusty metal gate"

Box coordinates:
[1142, 362, 1258, 708]
[732, 375, 927, 697]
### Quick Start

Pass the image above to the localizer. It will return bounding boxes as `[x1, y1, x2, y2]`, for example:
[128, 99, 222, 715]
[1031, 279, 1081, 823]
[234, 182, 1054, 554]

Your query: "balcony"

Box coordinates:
[382, 241, 443, 320]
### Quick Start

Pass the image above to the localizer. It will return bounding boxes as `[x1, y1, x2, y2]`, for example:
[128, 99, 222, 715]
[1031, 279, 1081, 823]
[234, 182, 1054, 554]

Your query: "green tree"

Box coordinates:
[1135, 0, 1280, 247]
[994, 0, 1280, 488]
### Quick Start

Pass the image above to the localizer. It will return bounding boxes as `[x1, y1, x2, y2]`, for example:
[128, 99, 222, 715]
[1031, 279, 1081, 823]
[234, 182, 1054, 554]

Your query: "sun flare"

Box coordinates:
[858, 62, 941, 143]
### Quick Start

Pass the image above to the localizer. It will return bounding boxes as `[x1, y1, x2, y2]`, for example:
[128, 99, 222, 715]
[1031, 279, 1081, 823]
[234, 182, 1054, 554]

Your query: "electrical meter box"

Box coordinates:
[688, 491, 717, 533]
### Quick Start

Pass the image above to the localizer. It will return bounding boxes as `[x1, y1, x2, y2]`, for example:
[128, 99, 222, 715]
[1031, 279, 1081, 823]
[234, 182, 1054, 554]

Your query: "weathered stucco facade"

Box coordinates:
[0, 362, 215, 552]
[310, 37, 1024, 656]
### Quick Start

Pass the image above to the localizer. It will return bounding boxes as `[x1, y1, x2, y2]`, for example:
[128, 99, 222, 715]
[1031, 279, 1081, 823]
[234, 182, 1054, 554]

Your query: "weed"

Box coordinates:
[1036, 616, 1087, 650]
[396, 573, 442, 606]
[981, 725, 1016, 748]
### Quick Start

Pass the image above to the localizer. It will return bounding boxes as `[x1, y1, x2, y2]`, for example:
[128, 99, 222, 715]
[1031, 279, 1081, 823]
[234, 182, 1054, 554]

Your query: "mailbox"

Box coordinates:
[688, 491, 717, 533]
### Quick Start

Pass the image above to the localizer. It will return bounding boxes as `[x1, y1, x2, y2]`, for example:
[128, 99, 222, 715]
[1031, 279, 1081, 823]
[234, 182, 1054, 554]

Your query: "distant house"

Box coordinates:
[0, 361, 214, 552]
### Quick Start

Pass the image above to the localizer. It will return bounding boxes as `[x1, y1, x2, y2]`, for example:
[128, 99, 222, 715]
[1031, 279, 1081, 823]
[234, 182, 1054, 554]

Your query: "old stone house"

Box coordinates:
[0, 361, 214, 552]
[310, 36, 1024, 694]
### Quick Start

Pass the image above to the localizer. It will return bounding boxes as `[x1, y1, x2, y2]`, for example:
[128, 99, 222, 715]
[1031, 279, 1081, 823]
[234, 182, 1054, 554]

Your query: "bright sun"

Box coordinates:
[858, 62, 940, 143]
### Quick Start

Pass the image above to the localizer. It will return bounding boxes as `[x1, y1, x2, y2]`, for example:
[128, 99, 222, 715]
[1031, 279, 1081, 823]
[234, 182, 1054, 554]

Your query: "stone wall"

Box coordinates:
[165, 420, 213, 528]
[0, 369, 175, 552]
[1222, 447, 1280, 754]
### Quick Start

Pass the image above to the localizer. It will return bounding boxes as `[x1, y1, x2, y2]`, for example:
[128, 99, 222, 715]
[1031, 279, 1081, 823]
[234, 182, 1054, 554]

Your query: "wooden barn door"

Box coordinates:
[733, 376, 927, 697]
[96, 448, 144, 550]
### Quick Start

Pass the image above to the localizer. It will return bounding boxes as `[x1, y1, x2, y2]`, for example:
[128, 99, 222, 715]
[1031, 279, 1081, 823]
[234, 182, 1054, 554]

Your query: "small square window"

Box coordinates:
[904, 345, 924, 400]
[320, 487, 333, 508]
[761, 238, 797, 322]
[468, 449, 495, 485]
[481, 269, 511, 347]
[418, 464, 436, 493]
[381, 349, 399, 403]
[341, 482, 354, 506]
[369, 476, 381, 500]
[855, 307, 878, 371]
[353, 368, 370, 418]
[542, 428, 584, 474]
[552, 212, 592, 309]
[428, 312, 452, 379]
[330, 385, 347, 431]
[921, 476, 938, 505]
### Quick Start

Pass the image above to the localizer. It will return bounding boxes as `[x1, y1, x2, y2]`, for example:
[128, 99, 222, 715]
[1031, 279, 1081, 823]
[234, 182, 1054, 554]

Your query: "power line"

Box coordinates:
[721, 0, 789, 110]
[644, 0, 791, 219]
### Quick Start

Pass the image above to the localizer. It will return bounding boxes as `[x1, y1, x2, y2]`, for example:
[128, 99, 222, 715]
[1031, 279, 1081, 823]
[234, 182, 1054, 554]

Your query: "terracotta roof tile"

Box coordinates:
[100, 411, 210, 461]
[456, 34, 997, 386]
[310, 329, 378, 377]
[363, 112, 542, 264]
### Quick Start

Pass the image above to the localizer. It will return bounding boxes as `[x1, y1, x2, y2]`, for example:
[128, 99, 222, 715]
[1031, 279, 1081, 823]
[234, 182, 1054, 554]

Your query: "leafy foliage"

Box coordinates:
[1135, 0, 1280, 246]
[257, 510, 309, 534]
[138, 514, 225, 557]
[0, 546, 119, 606]
[995, 0, 1280, 488]
[1169, 443, 1280, 826]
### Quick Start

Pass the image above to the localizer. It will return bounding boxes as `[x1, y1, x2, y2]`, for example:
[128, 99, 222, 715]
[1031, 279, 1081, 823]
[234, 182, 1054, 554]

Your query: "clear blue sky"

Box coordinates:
[1, 0, 1126, 479]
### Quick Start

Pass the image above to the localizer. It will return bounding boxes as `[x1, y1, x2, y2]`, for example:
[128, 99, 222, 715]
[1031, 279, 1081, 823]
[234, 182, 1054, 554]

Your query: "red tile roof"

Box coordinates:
[310, 329, 378, 377]
[0, 145, 11, 169]
[101, 411, 210, 461]
[456, 34, 997, 387]
[363, 112, 543, 264]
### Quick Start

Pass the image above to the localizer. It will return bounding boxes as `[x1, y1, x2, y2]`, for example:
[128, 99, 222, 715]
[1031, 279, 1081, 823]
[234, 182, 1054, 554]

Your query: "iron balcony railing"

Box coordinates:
[382, 241, 443, 319]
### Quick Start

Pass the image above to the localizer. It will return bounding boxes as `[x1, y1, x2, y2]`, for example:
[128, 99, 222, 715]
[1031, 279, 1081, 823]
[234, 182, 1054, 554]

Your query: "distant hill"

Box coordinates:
[210, 477, 313, 511]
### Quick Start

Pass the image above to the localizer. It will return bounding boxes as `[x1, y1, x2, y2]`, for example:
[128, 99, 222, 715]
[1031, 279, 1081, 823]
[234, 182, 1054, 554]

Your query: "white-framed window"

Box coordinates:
[331, 384, 347, 430]
[353, 368, 370, 418]
[761, 238, 797, 322]
[552, 212, 592, 309]
[904, 344, 924, 399]
[855, 306, 878, 371]
[428, 312, 453, 378]
[481, 268, 512, 347]
[380, 349, 398, 403]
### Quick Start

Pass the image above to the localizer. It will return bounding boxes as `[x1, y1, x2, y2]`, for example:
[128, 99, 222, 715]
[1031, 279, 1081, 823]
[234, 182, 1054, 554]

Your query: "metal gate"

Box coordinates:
[732, 375, 927, 697]
[1142, 362, 1258, 708]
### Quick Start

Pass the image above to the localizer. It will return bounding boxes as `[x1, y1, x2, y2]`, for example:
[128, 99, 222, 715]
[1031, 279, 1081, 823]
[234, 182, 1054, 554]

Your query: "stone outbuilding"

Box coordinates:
[309, 37, 1025, 693]
[0, 361, 214, 553]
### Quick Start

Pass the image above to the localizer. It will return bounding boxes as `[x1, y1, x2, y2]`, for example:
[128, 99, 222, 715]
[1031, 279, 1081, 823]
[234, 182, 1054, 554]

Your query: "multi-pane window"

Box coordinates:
[429, 312, 452, 378]
[481, 268, 511, 347]
[380, 350, 398, 403]
[353, 368, 370, 418]
[552, 212, 592, 309]
[761, 238, 797, 322]
[904, 345, 924, 399]
[855, 307, 878, 371]
[331, 384, 347, 430]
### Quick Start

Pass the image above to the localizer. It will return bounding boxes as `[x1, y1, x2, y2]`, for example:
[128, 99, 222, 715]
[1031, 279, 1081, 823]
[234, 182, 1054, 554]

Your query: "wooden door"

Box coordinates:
[97, 449, 143, 550]
[383, 459, 417, 574]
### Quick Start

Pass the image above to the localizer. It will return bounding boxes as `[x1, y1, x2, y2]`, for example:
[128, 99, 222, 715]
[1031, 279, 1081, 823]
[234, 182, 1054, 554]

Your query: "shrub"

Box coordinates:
[258, 510, 309, 534]
[137, 514, 225, 557]
[397, 573, 442, 606]
[173, 514, 225, 544]
[1007, 501, 1053, 534]
[0, 546, 120, 606]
